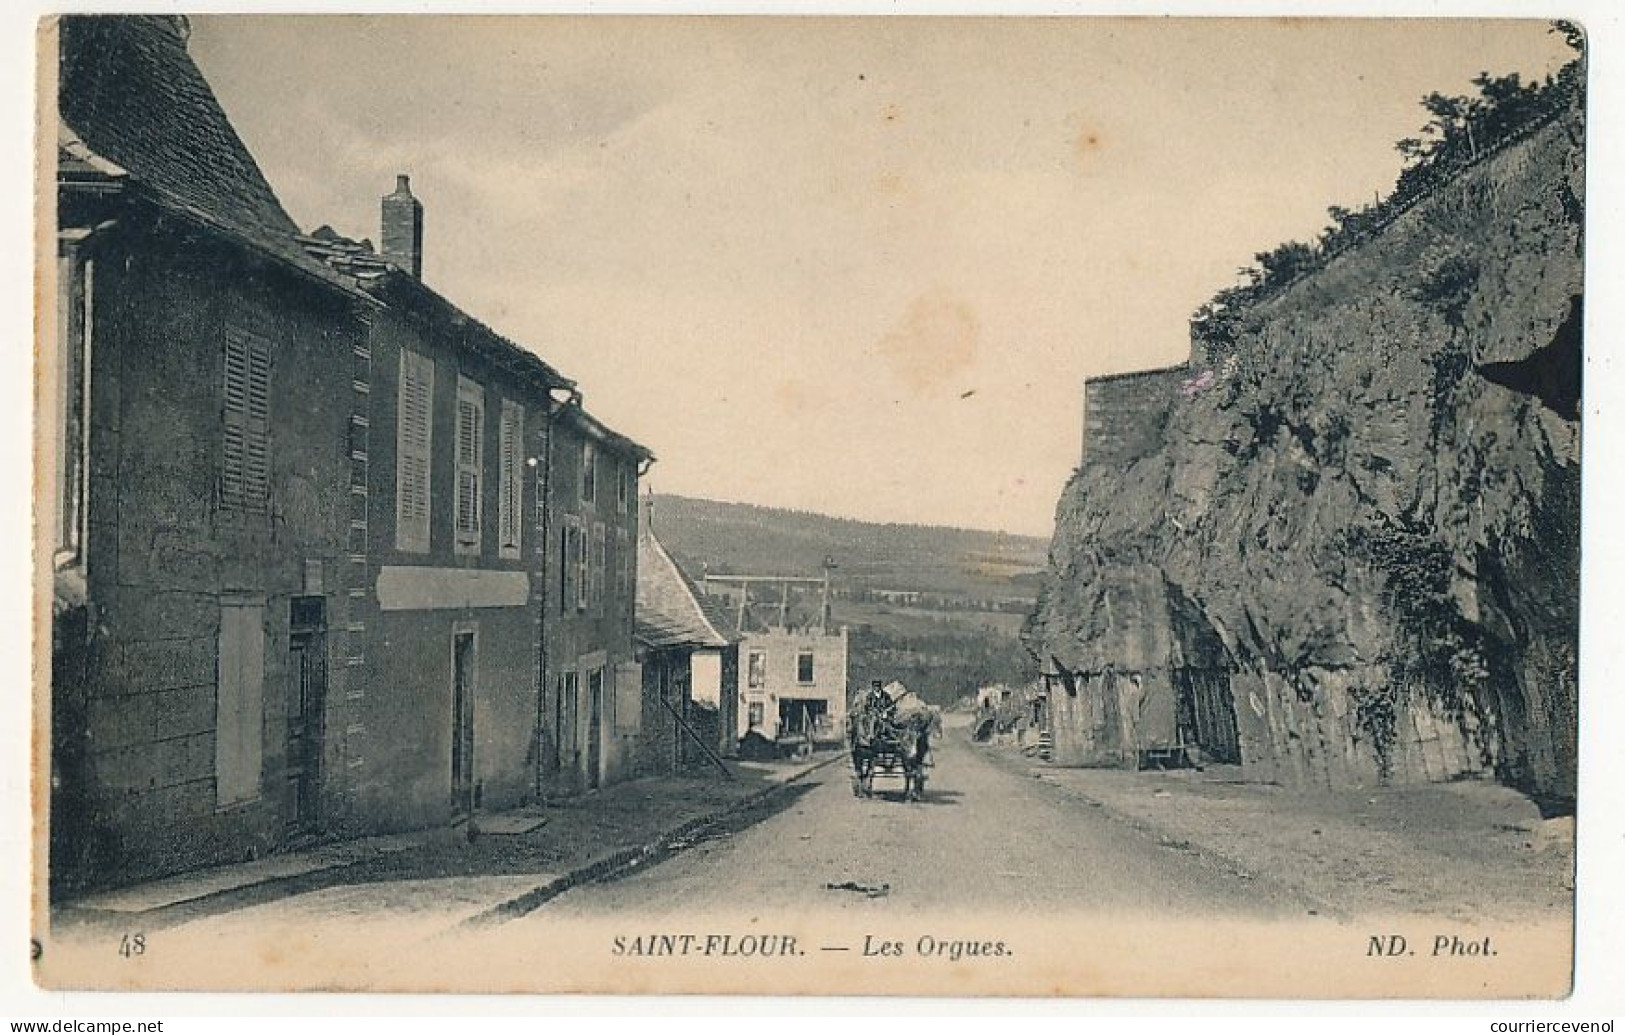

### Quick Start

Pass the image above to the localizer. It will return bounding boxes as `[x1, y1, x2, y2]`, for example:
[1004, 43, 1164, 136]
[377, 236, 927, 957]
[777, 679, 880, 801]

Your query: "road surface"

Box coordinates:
[530, 729, 1311, 923]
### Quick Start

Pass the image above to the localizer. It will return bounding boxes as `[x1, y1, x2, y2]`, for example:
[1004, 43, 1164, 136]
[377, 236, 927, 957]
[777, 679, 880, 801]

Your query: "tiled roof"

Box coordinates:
[693, 586, 739, 640]
[56, 16, 321, 276]
[636, 529, 732, 650]
[298, 226, 392, 282]
[296, 225, 576, 394]
[559, 403, 653, 462]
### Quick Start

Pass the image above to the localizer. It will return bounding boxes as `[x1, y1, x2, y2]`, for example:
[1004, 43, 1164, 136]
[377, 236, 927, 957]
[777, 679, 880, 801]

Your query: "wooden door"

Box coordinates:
[452, 631, 476, 812]
[287, 597, 326, 832]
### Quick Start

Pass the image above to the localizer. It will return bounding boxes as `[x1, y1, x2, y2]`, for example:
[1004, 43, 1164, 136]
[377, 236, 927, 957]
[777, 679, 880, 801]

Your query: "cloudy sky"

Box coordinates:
[189, 16, 1572, 536]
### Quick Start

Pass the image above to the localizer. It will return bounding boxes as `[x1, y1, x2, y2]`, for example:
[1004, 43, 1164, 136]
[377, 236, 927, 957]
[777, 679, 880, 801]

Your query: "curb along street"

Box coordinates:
[463, 752, 848, 928]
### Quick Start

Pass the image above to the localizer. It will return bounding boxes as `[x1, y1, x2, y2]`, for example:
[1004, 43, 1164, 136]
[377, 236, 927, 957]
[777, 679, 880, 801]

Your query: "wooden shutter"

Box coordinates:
[222, 327, 271, 513]
[615, 527, 631, 603]
[614, 662, 642, 733]
[395, 349, 433, 552]
[576, 522, 589, 611]
[591, 523, 606, 613]
[498, 399, 524, 557]
[560, 519, 575, 611]
[455, 377, 484, 550]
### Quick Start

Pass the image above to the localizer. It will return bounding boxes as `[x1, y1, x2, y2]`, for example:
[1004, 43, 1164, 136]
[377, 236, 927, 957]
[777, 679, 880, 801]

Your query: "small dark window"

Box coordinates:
[797, 651, 815, 684]
[290, 596, 325, 630]
[580, 440, 596, 504]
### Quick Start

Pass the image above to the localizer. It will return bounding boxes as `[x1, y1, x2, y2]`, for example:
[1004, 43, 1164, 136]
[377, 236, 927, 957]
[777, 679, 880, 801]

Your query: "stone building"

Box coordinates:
[700, 571, 849, 746]
[736, 627, 849, 743]
[50, 16, 376, 891]
[634, 499, 738, 772]
[48, 15, 654, 893]
[305, 215, 653, 804]
[538, 404, 651, 795]
[1079, 365, 1187, 466]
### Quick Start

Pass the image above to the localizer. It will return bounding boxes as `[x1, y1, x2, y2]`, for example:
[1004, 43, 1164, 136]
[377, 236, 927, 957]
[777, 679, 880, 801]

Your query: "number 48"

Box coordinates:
[118, 933, 145, 958]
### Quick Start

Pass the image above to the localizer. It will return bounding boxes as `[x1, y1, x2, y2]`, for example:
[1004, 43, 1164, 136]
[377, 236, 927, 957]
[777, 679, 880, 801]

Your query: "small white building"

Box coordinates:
[736, 626, 849, 743]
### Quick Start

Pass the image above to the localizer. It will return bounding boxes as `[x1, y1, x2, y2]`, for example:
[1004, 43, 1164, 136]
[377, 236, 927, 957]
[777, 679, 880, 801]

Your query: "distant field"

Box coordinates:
[650, 493, 1048, 600]
[835, 601, 1029, 639]
[652, 494, 1044, 704]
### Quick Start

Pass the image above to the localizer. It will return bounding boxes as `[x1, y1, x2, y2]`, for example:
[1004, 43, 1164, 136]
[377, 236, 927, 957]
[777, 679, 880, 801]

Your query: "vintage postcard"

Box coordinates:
[33, 13, 1585, 998]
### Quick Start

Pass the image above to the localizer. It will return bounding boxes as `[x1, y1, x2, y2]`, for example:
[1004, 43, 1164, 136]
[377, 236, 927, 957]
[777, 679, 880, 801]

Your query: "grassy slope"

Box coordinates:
[649, 494, 1044, 704]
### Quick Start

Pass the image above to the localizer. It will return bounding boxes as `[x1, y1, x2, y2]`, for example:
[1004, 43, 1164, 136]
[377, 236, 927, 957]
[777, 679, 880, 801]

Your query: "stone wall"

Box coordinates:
[52, 210, 361, 892]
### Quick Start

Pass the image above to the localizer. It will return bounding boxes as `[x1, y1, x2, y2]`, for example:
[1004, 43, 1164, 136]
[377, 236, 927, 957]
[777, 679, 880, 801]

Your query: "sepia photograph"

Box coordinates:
[30, 10, 1591, 999]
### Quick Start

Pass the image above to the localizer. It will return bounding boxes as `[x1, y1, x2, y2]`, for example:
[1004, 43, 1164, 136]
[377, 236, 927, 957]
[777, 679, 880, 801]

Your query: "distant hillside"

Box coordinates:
[647, 494, 1048, 601]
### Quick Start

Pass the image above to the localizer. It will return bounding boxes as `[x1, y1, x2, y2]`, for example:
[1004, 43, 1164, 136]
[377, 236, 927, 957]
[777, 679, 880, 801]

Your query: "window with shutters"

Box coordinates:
[559, 518, 571, 611]
[614, 662, 642, 733]
[498, 398, 524, 559]
[591, 523, 606, 613]
[615, 527, 631, 604]
[455, 377, 484, 554]
[561, 517, 584, 613]
[222, 326, 271, 514]
[576, 520, 591, 611]
[395, 349, 434, 552]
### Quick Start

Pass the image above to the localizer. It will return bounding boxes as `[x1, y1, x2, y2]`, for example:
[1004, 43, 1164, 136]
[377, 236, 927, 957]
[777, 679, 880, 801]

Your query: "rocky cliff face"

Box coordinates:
[1029, 96, 1582, 807]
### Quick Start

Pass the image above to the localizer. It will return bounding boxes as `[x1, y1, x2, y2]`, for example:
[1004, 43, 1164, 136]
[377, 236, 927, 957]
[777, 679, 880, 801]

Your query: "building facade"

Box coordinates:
[536, 405, 649, 796]
[301, 208, 589, 832]
[50, 16, 375, 891]
[736, 627, 849, 743]
[633, 504, 737, 773]
[48, 16, 654, 893]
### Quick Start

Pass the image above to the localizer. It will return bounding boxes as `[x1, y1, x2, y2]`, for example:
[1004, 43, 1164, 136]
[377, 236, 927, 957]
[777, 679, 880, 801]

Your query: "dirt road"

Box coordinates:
[531, 729, 1312, 922]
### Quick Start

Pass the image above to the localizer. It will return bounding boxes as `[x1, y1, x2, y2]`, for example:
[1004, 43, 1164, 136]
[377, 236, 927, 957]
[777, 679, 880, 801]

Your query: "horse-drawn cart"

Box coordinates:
[845, 681, 940, 803]
[855, 725, 927, 800]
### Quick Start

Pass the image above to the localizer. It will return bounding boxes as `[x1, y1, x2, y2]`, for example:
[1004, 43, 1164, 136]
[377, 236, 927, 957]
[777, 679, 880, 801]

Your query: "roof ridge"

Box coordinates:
[637, 529, 732, 649]
[58, 16, 305, 264]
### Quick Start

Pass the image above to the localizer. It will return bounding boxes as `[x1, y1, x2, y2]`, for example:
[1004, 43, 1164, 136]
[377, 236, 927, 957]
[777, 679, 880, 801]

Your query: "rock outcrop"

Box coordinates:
[1028, 85, 1583, 809]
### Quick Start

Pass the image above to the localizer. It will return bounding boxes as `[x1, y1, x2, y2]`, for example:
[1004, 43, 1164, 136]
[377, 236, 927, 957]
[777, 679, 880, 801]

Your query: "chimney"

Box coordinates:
[638, 489, 655, 544]
[381, 174, 423, 278]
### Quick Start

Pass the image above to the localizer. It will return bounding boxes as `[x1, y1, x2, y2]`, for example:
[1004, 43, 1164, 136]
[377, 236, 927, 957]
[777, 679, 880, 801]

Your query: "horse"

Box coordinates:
[846, 708, 882, 798]
[892, 712, 932, 802]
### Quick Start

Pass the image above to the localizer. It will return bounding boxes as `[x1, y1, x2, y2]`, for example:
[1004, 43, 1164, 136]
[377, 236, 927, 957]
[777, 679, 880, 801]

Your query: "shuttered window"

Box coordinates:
[560, 518, 576, 612]
[591, 522, 606, 613]
[455, 377, 484, 553]
[615, 527, 631, 605]
[498, 399, 524, 559]
[216, 599, 266, 806]
[614, 662, 642, 733]
[222, 326, 271, 513]
[395, 349, 434, 552]
[575, 522, 590, 610]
